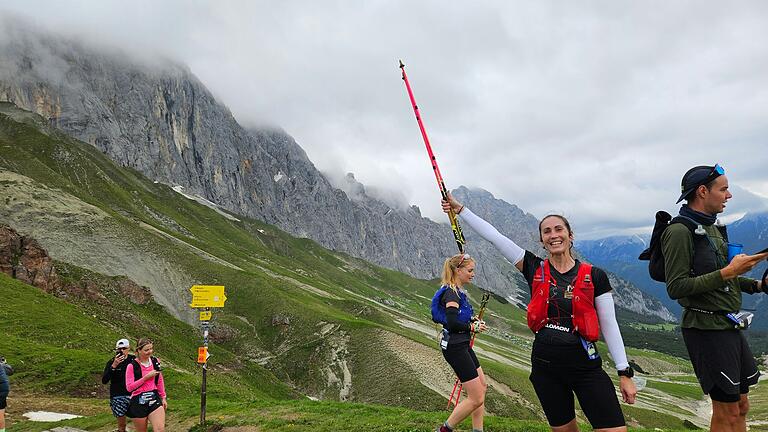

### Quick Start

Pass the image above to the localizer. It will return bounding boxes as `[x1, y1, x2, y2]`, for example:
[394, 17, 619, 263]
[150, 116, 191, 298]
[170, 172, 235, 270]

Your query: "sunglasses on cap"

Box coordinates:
[457, 253, 471, 266]
[697, 163, 726, 188]
[707, 164, 725, 180]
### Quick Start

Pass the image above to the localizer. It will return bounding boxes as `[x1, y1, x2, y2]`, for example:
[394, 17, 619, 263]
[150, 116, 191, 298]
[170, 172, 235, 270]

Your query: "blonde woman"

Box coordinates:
[125, 338, 166, 432]
[432, 253, 488, 432]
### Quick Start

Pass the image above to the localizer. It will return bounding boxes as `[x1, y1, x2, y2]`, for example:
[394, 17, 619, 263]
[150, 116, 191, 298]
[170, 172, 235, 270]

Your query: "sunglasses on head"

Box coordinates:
[457, 253, 471, 266]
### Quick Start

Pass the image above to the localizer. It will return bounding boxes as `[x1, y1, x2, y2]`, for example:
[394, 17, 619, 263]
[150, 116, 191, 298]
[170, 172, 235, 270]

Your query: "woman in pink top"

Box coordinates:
[125, 338, 166, 432]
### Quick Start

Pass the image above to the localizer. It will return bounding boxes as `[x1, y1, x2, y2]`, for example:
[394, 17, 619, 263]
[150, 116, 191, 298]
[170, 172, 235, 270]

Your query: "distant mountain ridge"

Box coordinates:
[576, 234, 679, 315]
[577, 211, 768, 327]
[0, 23, 672, 320]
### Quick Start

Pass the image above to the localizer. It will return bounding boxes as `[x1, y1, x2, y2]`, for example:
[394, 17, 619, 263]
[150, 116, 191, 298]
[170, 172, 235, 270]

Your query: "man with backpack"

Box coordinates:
[102, 338, 135, 432]
[660, 164, 768, 431]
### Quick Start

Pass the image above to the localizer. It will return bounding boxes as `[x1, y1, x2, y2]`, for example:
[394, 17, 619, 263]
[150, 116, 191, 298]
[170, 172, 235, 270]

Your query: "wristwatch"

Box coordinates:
[617, 366, 634, 378]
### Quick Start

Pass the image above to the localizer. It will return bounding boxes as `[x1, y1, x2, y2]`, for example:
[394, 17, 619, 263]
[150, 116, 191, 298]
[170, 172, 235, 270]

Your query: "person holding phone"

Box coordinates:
[101, 338, 135, 432]
[662, 164, 768, 431]
[126, 338, 166, 432]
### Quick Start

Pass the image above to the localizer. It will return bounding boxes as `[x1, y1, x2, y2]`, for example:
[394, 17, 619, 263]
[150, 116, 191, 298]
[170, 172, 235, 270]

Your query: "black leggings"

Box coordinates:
[530, 347, 625, 428]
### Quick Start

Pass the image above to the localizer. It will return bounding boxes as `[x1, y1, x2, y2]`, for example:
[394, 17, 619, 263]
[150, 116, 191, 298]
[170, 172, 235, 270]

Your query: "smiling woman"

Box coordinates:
[441, 194, 637, 432]
[125, 338, 167, 432]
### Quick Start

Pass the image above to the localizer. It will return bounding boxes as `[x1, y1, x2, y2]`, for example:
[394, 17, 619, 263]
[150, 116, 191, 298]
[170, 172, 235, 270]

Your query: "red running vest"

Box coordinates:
[527, 260, 600, 342]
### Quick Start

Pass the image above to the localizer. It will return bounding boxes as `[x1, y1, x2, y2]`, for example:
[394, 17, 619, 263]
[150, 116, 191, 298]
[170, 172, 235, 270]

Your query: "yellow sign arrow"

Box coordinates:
[189, 285, 227, 308]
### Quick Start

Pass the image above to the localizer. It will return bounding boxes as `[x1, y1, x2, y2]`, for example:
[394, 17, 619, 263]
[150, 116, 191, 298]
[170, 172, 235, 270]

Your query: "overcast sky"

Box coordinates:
[2, 1, 768, 239]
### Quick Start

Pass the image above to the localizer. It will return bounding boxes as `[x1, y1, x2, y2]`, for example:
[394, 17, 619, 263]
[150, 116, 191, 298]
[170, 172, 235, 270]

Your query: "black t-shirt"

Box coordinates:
[441, 288, 471, 345]
[521, 251, 611, 346]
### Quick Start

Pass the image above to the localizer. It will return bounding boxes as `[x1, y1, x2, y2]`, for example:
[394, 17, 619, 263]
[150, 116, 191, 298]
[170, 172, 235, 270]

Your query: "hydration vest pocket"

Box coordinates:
[573, 296, 600, 342]
[580, 337, 600, 360]
[726, 311, 754, 330]
[439, 329, 450, 350]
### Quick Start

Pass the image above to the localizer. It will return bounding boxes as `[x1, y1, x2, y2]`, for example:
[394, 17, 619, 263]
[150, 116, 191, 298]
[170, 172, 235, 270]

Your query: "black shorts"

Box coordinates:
[682, 328, 760, 403]
[442, 341, 480, 383]
[529, 343, 625, 428]
[127, 390, 163, 418]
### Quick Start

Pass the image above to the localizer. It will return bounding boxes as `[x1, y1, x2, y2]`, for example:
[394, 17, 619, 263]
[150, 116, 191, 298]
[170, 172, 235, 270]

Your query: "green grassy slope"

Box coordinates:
[0, 103, 754, 430]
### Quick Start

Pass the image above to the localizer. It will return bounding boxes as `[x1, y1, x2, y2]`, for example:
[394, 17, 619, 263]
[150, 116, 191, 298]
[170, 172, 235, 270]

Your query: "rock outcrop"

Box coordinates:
[0, 224, 60, 292]
[0, 224, 153, 305]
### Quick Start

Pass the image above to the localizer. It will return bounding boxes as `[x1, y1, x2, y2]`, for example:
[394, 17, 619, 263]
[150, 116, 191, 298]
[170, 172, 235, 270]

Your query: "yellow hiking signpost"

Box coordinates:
[189, 285, 227, 308]
[189, 284, 227, 426]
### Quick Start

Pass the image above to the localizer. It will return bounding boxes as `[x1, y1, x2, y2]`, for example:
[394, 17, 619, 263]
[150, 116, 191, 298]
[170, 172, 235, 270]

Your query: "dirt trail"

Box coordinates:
[377, 328, 538, 416]
[378, 328, 457, 398]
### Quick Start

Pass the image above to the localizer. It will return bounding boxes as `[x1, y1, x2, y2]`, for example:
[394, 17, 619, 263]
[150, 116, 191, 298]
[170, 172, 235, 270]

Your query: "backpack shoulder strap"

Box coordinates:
[717, 224, 728, 242]
[670, 215, 698, 232]
[151, 357, 161, 385]
[577, 262, 593, 277]
[574, 262, 593, 289]
[132, 359, 142, 382]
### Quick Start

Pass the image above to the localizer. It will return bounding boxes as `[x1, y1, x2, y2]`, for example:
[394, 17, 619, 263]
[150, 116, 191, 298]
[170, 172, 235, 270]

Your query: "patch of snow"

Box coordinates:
[274, 171, 285, 182]
[45, 428, 89, 432]
[170, 185, 240, 222]
[257, 229, 265, 234]
[23, 411, 83, 422]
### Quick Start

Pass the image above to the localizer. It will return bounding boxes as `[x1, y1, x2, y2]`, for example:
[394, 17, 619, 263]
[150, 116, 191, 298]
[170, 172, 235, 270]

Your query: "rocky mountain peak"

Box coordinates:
[0, 27, 673, 321]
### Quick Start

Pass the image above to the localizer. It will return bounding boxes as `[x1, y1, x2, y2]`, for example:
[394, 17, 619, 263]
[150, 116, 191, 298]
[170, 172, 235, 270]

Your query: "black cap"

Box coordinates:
[676, 164, 724, 203]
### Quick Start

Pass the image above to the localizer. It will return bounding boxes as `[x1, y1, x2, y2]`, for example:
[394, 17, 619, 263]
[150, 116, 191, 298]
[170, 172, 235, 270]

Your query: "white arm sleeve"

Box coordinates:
[459, 208, 526, 265]
[595, 292, 630, 371]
